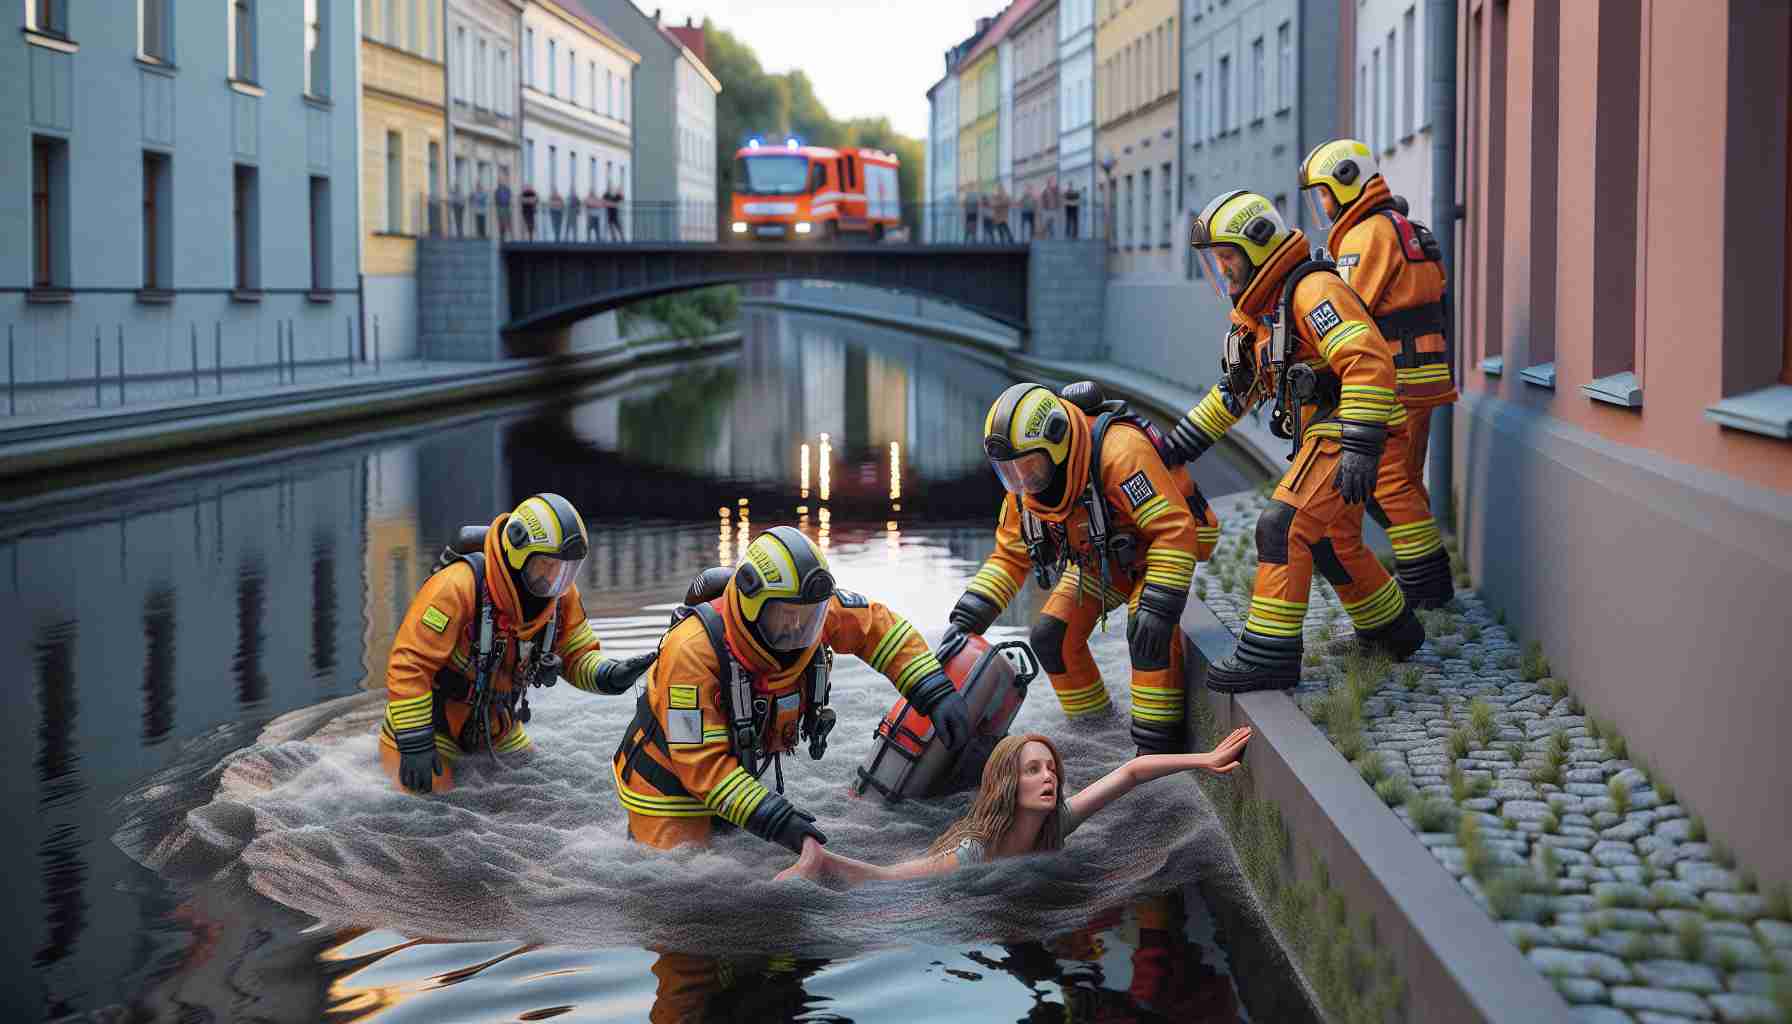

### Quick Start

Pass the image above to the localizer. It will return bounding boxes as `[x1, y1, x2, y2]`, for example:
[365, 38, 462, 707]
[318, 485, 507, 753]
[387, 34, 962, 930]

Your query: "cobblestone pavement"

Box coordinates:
[1198, 491, 1792, 1023]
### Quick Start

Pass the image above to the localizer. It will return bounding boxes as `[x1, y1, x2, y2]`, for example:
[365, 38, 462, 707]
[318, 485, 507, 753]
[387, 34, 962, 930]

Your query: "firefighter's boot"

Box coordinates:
[1205, 629, 1303, 693]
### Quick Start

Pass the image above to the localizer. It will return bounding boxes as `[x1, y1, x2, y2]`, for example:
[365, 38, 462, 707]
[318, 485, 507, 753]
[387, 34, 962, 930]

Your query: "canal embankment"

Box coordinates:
[0, 330, 740, 484]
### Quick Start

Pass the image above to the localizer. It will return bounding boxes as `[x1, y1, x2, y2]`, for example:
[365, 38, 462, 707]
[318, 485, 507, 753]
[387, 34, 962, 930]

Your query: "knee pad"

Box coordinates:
[1309, 539, 1353, 586]
[1255, 500, 1297, 566]
[1029, 614, 1072, 675]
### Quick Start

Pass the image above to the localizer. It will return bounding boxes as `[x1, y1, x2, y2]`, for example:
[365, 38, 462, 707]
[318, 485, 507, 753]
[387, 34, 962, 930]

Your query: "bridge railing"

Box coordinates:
[417, 194, 1111, 247]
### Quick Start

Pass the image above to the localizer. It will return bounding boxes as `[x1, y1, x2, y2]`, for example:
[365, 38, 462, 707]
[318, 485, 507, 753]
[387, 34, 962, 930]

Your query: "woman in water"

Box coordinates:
[775, 726, 1252, 884]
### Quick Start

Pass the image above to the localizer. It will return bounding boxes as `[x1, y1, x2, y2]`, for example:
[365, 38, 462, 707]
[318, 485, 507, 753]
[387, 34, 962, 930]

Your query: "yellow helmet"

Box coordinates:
[982, 383, 1071, 495]
[732, 526, 836, 652]
[502, 492, 588, 598]
[1189, 190, 1291, 300]
[1298, 138, 1381, 216]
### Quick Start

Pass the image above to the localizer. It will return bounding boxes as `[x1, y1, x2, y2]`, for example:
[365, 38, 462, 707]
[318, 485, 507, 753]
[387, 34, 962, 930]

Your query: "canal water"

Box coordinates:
[1, 306, 1269, 1022]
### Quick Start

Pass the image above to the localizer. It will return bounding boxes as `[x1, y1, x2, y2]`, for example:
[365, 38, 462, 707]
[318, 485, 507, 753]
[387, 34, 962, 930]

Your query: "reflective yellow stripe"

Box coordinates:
[1398, 366, 1453, 383]
[1130, 680, 1186, 722]
[1320, 321, 1371, 359]
[1342, 578, 1405, 630]
[385, 692, 433, 731]
[867, 619, 915, 673]
[706, 767, 771, 826]
[567, 649, 606, 691]
[1146, 548, 1197, 567]
[1186, 387, 1240, 442]
[1131, 494, 1173, 529]
[891, 651, 943, 695]
[1246, 595, 1308, 638]
[494, 723, 532, 753]
[968, 564, 1020, 605]
[1054, 679, 1113, 717]
[1387, 518, 1444, 559]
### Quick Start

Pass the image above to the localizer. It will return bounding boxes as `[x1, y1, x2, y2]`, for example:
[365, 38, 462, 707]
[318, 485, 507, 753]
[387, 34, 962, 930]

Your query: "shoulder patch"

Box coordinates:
[668, 684, 700, 710]
[420, 606, 451, 634]
[1305, 299, 1343, 337]
[1119, 470, 1157, 509]
[834, 588, 868, 608]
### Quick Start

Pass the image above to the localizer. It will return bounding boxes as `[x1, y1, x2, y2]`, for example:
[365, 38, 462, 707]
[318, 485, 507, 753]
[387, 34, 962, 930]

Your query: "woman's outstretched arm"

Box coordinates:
[1065, 726, 1251, 822]
[774, 838, 959, 886]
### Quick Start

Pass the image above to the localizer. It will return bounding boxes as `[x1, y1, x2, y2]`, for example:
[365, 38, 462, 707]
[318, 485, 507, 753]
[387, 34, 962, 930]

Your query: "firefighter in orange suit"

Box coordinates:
[941, 382, 1221, 756]
[1299, 138, 1457, 609]
[613, 526, 971, 852]
[380, 493, 657, 793]
[1162, 190, 1425, 692]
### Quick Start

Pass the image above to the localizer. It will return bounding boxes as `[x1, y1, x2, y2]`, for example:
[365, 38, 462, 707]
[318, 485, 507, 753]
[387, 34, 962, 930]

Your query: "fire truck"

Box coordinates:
[729, 138, 901, 243]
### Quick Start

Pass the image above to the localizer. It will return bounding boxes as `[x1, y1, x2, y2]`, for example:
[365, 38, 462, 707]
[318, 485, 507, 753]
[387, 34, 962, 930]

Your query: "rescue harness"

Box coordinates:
[428, 526, 567, 763]
[615, 569, 836, 804]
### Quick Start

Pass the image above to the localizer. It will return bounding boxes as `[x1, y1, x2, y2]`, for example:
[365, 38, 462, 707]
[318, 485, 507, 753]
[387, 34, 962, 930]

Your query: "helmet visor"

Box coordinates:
[522, 553, 582, 598]
[756, 597, 830, 652]
[1304, 187, 1333, 229]
[990, 450, 1056, 495]
[1197, 247, 1235, 305]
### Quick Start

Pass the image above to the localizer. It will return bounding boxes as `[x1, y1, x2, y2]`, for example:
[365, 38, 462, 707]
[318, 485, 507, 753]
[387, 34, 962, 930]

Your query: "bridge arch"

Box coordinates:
[500, 243, 1031, 335]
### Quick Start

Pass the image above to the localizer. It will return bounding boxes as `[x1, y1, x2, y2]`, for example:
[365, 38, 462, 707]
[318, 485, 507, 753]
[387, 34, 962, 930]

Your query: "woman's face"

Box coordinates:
[1017, 741, 1059, 813]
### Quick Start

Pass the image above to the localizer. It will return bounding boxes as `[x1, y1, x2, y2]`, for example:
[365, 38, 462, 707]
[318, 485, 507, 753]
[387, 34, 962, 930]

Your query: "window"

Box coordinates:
[142, 0, 170, 61]
[453, 26, 466, 102]
[1141, 168, 1152, 250]
[385, 131, 403, 232]
[477, 38, 487, 108]
[424, 0, 434, 58]
[30, 0, 67, 36]
[588, 60, 595, 108]
[547, 40, 556, 97]
[524, 28, 533, 86]
[407, 0, 421, 53]
[1252, 37, 1265, 121]
[1385, 30, 1397, 152]
[521, 141, 532, 186]
[1217, 55, 1231, 134]
[497, 49, 509, 115]
[383, 0, 394, 45]
[1275, 22, 1292, 113]
[143, 152, 171, 289]
[548, 144, 557, 191]
[233, 164, 260, 290]
[1161, 161, 1172, 245]
[1123, 174, 1134, 247]
[569, 48, 578, 103]
[606, 69, 614, 116]
[569, 150, 577, 194]
[309, 177, 331, 290]
[621, 77, 628, 122]
[1371, 48, 1381, 151]
[305, 0, 327, 98]
[31, 137, 66, 288]
[230, 0, 257, 82]
[589, 156, 596, 192]
[1404, 7, 1418, 135]
[428, 140, 440, 197]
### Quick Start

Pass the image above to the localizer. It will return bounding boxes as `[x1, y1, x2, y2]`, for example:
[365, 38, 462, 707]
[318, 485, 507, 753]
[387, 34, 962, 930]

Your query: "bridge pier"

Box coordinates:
[418, 239, 508, 362]
[1023, 239, 1109, 363]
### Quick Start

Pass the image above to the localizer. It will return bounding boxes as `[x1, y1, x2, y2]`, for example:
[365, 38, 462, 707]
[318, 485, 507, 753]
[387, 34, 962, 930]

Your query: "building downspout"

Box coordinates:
[1428, 0, 1457, 533]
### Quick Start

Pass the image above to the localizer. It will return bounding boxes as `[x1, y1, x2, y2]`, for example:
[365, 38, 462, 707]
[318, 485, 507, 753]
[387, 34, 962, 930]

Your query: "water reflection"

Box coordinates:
[0, 304, 1263, 1019]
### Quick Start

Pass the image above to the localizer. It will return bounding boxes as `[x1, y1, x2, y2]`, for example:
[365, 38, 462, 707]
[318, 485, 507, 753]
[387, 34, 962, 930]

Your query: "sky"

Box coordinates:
[646, 0, 1002, 141]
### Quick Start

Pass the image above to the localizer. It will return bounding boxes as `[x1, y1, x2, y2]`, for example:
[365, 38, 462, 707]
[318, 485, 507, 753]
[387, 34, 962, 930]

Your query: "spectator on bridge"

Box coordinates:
[992, 185, 1014, 243]
[606, 185, 625, 241]
[449, 183, 466, 238]
[549, 189, 566, 242]
[472, 183, 490, 239]
[520, 183, 540, 240]
[1064, 184, 1082, 239]
[567, 190, 583, 243]
[1043, 178, 1061, 239]
[496, 179, 514, 241]
[586, 185, 603, 241]
[962, 190, 979, 243]
[1020, 185, 1037, 242]
[979, 191, 995, 243]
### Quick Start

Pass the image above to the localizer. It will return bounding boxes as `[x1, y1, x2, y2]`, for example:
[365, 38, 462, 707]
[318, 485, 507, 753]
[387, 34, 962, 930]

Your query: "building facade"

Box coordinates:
[1095, 0, 1180, 278]
[1011, 0, 1061, 228]
[6, 0, 362, 412]
[958, 46, 1000, 211]
[1058, 0, 1097, 231]
[520, 0, 637, 241]
[445, 0, 524, 235]
[1453, 0, 1792, 881]
[1349, 0, 1435, 231]
[362, 0, 446, 361]
[926, 73, 960, 241]
[579, 2, 718, 241]
[998, 28, 1016, 193]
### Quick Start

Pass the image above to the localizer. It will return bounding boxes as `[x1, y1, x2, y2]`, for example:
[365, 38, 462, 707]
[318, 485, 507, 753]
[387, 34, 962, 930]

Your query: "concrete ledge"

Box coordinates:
[740, 296, 1021, 357]
[0, 333, 740, 481]
[1179, 600, 1571, 1023]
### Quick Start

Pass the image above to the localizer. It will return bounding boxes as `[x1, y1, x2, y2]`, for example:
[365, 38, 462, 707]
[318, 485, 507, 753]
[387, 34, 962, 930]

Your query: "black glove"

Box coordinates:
[907, 671, 974, 753]
[744, 790, 828, 854]
[942, 591, 1001, 654]
[1132, 718, 1186, 757]
[1333, 422, 1386, 506]
[587, 651, 659, 695]
[394, 726, 441, 794]
[1165, 416, 1213, 465]
[1128, 583, 1187, 670]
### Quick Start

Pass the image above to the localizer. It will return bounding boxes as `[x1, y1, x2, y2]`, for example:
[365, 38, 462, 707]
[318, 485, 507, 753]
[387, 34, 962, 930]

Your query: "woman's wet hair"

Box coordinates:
[925, 733, 1066, 858]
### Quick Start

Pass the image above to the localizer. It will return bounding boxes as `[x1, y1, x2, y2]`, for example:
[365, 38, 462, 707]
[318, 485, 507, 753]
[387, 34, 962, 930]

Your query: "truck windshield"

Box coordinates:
[735, 155, 811, 196]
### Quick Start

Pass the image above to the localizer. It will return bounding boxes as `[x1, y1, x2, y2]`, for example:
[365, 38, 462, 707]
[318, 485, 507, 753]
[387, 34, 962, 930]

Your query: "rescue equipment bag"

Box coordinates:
[851, 632, 1040, 804]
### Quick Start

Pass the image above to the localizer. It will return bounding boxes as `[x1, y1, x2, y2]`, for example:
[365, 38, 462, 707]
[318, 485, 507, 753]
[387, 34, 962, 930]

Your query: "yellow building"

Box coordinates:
[958, 47, 998, 204]
[360, 1, 447, 361]
[1095, 0, 1178, 278]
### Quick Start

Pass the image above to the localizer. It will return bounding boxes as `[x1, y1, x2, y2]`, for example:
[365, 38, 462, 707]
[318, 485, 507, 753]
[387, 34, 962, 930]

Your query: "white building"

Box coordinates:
[1353, 0, 1434, 226]
[998, 31, 1016, 193]
[1057, 0, 1096, 230]
[673, 45, 718, 241]
[926, 74, 960, 241]
[520, 0, 638, 240]
[446, 0, 525, 216]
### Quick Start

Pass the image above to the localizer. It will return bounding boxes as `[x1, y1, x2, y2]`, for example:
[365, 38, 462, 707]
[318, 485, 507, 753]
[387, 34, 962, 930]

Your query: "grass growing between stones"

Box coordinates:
[1768, 882, 1792, 922]
[1468, 699, 1498, 748]
[1519, 642, 1550, 682]
[1374, 776, 1411, 808]
[1544, 676, 1569, 702]
[1407, 792, 1458, 833]
[1675, 915, 1707, 960]
[1607, 777, 1632, 817]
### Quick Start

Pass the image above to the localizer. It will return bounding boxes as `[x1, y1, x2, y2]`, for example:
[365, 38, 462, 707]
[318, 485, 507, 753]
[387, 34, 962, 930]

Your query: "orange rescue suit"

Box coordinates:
[613, 591, 940, 850]
[378, 514, 611, 791]
[965, 411, 1218, 727]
